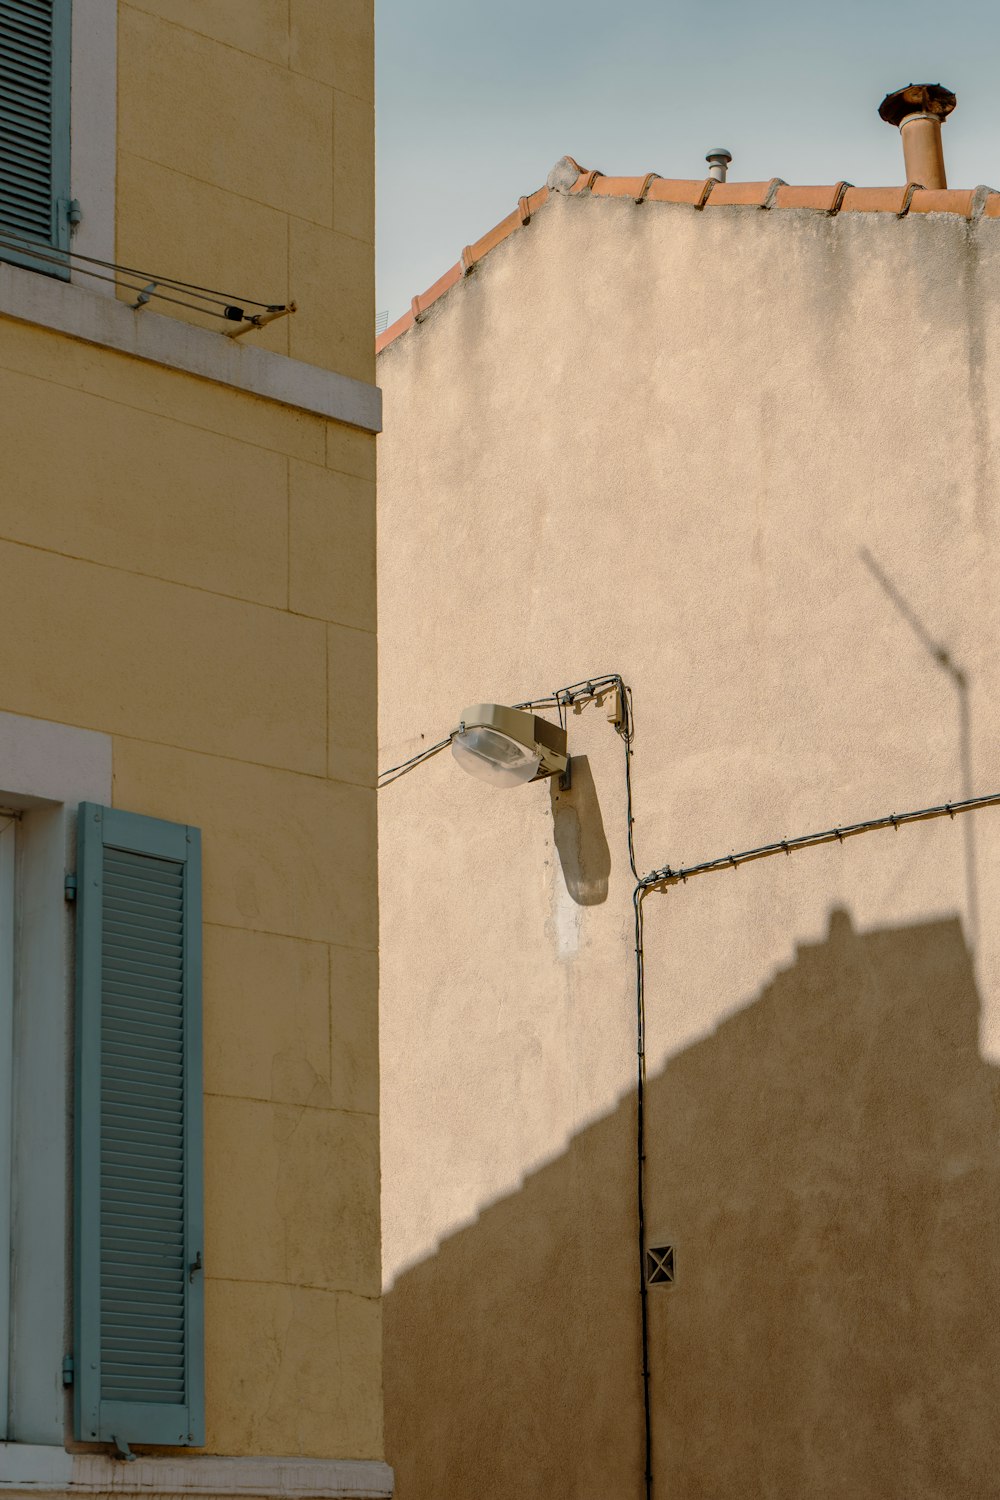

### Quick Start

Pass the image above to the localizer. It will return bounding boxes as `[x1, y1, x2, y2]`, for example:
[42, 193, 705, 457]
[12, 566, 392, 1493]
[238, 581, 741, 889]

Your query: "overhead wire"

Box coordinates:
[633, 882, 653, 1500]
[0, 225, 277, 304]
[0, 227, 285, 320]
[378, 675, 628, 792]
[377, 734, 455, 788]
[378, 673, 1000, 1500]
[0, 232, 233, 318]
[377, 672, 651, 1493]
[640, 789, 1000, 891]
[631, 777, 1000, 1499]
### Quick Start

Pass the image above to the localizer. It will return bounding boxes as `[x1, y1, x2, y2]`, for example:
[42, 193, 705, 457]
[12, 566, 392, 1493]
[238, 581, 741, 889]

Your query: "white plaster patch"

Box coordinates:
[550, 854, 581, 961]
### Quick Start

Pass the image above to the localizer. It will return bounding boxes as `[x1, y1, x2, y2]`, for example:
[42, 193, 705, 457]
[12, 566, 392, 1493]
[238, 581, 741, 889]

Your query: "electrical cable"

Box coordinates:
[377, 673, 649, 1488]
[634, 882, 653, 1500]
[514, 672, 639, 877]
[0, 231, 239, 319]
[639, 789, 1000, 891]
[0, 226, 278, 308]
[379, 674, 1000, 1500]
[378, 675, 628, 792]
[631, 779, 1000, 1499]
[377, 734, 455, 788]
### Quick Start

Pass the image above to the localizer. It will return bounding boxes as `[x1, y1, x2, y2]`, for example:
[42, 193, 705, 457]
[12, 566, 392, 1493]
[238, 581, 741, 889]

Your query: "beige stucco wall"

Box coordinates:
[377, 192, 1000, 1496]
[0, 0, 381, 1468]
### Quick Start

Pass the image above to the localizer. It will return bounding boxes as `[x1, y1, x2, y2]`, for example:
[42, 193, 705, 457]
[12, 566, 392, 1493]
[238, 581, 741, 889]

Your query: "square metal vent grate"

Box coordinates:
[646, 1244, 675, 1287]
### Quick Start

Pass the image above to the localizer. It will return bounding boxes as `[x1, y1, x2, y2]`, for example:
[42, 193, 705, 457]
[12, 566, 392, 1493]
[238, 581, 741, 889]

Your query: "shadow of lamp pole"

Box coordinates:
[859, 547, 977, 951]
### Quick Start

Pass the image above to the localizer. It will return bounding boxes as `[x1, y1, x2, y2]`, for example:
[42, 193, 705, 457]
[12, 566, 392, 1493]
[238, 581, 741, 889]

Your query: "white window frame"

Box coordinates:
[0, 736, 394, 1486]
[0, 815, 15, 1440]
[68, 0, 118, 284]
[0, 710, 111, 1445]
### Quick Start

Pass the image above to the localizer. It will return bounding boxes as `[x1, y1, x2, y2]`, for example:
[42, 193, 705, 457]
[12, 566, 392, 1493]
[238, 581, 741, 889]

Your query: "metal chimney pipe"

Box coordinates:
[878, 83, 956, 189]
[705, 149, 732, 183]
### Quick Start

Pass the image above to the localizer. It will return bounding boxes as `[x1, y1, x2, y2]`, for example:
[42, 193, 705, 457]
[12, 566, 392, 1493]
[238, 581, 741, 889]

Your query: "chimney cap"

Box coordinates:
[879, 83, 956, 127]
[705, 148, 732, 164]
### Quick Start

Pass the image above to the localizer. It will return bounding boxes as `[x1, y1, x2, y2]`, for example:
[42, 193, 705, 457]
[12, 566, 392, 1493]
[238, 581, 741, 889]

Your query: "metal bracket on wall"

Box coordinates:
[645, 1245, 675, 1287]
[131, 281, 157, 311]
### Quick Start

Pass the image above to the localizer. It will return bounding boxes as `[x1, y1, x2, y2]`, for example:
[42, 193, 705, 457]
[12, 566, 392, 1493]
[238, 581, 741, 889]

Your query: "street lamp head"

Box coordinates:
[451, 703, 569, 789]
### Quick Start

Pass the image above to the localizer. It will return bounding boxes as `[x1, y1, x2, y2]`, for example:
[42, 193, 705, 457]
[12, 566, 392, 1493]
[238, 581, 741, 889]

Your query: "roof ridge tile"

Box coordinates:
[375, 164, 1000, 357]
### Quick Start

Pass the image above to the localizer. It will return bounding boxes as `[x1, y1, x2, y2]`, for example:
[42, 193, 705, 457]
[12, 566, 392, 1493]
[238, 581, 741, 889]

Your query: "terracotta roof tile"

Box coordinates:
[377, 161, 1000, 356]
[411, 261, 463, 321]
[377, 308, 414, 353]
[840, 185, 913, 214]
[909, 188, 977, 217]
[463, 206, 527, 267]
[569, 169, 604, 194]
[705, 180, 777, 208]
[773, 183, 851, 213]
[589, 175, 657, 201]
[645, 177, 715, 207]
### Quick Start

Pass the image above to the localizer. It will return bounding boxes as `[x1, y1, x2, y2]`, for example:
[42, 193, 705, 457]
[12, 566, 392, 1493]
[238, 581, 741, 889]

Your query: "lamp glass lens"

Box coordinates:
[451, 727, 541, 788]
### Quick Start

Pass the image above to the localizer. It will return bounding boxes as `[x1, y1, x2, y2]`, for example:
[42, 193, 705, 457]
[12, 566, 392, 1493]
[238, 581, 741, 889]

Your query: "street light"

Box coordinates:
[451, 703, 569, 789]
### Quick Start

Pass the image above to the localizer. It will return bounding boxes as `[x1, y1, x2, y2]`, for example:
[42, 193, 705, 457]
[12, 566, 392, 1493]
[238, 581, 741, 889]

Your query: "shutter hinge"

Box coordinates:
[64, 872, 77, 902]
[62, 1354, 74, 1387]
[189, 1250, 203, 1282]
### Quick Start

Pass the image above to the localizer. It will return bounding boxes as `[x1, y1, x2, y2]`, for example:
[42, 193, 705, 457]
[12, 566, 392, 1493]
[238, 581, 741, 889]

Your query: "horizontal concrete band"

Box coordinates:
[0, 262, 382, 433]
[0, 1450, 393, 1500]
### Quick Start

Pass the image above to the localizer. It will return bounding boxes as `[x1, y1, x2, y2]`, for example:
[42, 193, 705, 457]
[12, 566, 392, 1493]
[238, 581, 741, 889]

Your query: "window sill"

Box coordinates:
[0, 260, 381, 433]
[0, 1448, 393, 1500]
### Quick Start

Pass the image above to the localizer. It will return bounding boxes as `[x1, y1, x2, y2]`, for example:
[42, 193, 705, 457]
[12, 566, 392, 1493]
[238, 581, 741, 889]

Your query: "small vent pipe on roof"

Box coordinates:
[705, 149, 732, 183]
[878, 83, 956, 190]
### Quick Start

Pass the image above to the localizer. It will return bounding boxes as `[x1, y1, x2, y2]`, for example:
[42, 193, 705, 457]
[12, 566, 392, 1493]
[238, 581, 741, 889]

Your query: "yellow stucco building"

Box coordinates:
[0, 4, 387, 1499]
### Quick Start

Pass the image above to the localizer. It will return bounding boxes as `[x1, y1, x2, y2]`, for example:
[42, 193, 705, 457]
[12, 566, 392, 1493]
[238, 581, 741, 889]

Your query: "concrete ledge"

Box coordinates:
[0, 262, 381, 433]
[0, 1449, 393, 1500]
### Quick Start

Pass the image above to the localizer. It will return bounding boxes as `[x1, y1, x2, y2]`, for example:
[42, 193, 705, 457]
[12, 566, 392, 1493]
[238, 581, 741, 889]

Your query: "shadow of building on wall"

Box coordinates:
[384, 908, 1000, 1500]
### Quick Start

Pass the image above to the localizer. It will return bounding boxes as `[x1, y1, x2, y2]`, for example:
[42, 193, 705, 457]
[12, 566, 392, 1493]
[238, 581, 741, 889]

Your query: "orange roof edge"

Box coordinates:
[377, 161, 1000, 356]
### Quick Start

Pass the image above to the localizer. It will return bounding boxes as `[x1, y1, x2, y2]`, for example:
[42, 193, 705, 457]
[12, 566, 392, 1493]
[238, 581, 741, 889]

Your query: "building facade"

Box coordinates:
[0, 4, 387, 1499]
[377, 140, 1000, 1496]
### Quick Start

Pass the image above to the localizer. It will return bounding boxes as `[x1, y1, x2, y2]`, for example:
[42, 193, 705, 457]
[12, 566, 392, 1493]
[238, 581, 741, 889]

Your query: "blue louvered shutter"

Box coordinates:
[0, 0, 72, 277]
[74, 805, 204, 1449]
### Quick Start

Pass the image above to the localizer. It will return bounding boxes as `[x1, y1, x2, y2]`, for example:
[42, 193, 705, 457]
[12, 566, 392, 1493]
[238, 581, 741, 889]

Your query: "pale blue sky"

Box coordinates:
[376, 0, 1000, 321]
